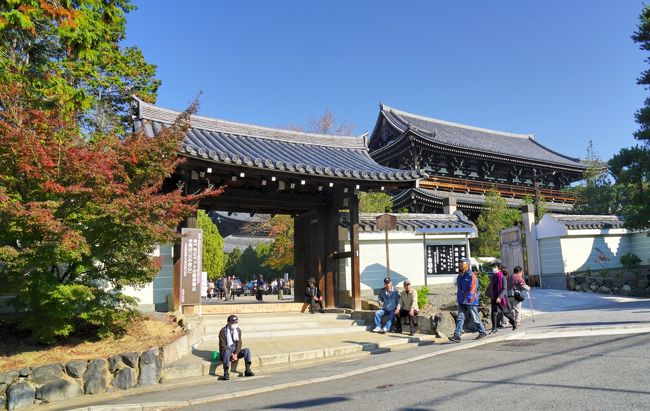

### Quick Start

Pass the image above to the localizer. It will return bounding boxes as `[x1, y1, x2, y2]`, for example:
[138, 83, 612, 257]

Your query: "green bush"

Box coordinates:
[15, 283, 138, 344]
[476, 271, 490, 305]
[620, 252, 642, 269]
[417, 286, 429, 309]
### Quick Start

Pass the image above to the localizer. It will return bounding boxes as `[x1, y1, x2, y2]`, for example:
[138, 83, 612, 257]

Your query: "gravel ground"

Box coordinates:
[420, 285, 457, 316]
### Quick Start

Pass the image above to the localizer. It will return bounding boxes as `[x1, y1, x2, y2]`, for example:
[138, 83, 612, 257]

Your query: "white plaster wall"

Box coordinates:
[540, 235, 636, 275]
[338, 227, 468, 293]
[122, 244, 174, 311]
[631, 232, 650, 265]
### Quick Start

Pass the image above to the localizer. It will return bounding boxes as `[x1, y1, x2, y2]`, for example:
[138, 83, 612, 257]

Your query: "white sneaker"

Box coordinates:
[372, 326, 381, 332]
[381, 327, 388, 334]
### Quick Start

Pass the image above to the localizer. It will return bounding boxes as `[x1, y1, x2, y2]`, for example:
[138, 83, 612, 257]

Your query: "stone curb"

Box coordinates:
[63, 323, 650, 411]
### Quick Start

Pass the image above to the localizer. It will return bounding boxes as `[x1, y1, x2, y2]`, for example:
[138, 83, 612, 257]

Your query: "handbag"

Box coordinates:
[513, 289, 525, 302]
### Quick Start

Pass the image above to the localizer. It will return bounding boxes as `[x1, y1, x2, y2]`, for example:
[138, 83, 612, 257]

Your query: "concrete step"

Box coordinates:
[202, 324, 371, 340]
[200, 312, 355, 325]
[203, 319, 366, 335]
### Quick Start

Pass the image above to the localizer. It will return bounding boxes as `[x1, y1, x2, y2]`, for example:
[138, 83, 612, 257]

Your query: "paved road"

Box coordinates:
[185, 333, 650, 411]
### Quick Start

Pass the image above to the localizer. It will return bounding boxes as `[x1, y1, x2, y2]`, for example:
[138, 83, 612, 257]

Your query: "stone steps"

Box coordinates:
[162, 331, 438, 381]
[199, 312, 368, 339]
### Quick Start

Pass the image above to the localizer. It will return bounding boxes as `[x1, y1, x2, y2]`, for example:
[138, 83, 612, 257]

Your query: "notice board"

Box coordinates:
[180, 228, 203, 305]
[425, 244, 467, 275]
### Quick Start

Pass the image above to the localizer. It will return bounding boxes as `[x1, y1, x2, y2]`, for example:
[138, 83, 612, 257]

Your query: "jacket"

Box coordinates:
[457, 269, 480, 306]
[378, 287, 399, 311]
[398, 289, 419, 311]
[219, 325, 243, 355]
[305, 285, 322, 303]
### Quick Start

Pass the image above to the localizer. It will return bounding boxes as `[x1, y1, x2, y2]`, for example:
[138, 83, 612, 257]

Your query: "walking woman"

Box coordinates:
[508, 266, 531, 326]
[255, 274, 265, 303]
[488, 264, 516, 334]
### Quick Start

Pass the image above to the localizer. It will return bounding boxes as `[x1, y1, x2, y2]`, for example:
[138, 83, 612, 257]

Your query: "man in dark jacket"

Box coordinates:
[449, 258, 487, 342]
[304, 277, 325, 313]
[218, 315, 255, 380]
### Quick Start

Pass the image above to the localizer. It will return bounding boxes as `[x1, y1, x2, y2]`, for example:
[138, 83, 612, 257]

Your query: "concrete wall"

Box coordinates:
[338, 229, 469, 295]
[122, 244, 174, 312]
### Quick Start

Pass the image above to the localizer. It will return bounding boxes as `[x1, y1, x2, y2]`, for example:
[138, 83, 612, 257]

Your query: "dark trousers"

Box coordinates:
[395, 309, 418, 332]
[306, 298, 324, 313]
[222, 347, 252, 369]
[490, 299, 515, 329]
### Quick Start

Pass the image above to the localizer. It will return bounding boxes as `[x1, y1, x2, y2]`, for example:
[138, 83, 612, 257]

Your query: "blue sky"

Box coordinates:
[126, 1, 646, 161]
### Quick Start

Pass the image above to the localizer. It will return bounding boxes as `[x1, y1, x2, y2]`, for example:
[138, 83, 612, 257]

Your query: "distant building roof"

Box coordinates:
[223, 234, 273, 254]
[133, 98, 425, 183]
[357, 212, 477, 235]
[370, 104, 587, 171]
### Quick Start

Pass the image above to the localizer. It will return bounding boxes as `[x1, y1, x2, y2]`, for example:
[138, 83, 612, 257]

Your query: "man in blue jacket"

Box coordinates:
[449, 257, 487, 342]
[372, 277, 399, 334]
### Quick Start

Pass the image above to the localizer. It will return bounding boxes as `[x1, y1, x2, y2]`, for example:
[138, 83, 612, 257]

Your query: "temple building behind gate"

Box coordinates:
[368, 104, 589, 219]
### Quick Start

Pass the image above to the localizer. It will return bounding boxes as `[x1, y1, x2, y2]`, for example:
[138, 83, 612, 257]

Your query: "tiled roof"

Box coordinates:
[133, 99, 425, 182]
[358, 212, 476, 234]
[550, 214, 625, 230]
[372, 104, 587, 170]
[394, 188, 574, 213]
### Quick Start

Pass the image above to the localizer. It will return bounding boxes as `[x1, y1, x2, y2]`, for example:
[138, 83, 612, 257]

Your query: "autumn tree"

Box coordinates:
[0, 84, 219, 343]
[609, 6, 650, 229]
[0, 0, 159, 136]
[197, 210, 226, 281]
[471, 190, 521, 257]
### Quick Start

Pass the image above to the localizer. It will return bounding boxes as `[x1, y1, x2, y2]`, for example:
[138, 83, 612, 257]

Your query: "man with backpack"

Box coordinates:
[449, 257, 487, 342]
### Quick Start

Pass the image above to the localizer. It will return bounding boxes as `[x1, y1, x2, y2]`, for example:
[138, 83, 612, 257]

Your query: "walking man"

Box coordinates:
[372, 277, 399, 334]
[449, 257, 487, 342]
[395, 279, 419, 335]
[218, 315, 255, 380]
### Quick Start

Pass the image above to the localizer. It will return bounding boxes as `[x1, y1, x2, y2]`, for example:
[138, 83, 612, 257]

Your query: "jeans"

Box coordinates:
[453, 304, 485, 337]
[222, 347, 252, 369]
[374, 308, 396, 330]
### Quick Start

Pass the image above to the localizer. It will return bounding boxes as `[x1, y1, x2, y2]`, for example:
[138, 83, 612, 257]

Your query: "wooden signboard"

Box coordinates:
[180, 228, 203, 305]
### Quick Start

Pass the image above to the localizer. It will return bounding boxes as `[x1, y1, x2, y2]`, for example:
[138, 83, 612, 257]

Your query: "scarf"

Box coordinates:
[226, 326, 239, 348]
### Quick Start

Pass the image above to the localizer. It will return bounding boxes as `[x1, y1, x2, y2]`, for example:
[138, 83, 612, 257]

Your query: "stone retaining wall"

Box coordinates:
[0, 319, 201, 411]
[566, 267, 650, 297]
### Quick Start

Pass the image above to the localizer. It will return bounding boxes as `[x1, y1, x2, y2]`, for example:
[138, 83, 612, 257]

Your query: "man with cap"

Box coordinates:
[218, 314, 255, 380]
[304, 277, 325, 313]
[449, 257, 487, 342]
[372, 277, 399, 333]
[395, 279, 419, 335]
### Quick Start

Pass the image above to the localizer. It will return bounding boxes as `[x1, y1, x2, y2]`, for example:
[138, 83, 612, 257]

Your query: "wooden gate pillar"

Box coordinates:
[349, 195, 361, 310]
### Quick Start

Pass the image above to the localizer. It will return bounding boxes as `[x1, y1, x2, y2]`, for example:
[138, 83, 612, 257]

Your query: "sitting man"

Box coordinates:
[395, 279, 419, 335]
[218, 315, 255, 380]
[304, 277, 325, 313]
[373, 277, 399, 334]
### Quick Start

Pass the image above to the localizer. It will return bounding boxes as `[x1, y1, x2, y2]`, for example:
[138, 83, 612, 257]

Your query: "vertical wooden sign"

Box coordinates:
[180, 228, 203, 305]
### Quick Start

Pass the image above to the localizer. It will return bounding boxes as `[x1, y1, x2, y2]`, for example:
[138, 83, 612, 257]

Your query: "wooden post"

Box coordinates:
[350, 195, 361, 310]
[384, 228, 390, 279]
[375, 214, 397, 280]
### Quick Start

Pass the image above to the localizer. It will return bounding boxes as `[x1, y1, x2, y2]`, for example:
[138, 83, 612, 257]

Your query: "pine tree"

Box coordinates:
[610, 6, 650, 228]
